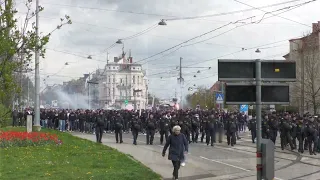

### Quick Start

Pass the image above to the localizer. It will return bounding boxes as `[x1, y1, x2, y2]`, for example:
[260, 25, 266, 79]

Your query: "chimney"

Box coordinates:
[114, 57, 118, 62]
[312, 22, 319, 33]
[129, 57, 133, 63]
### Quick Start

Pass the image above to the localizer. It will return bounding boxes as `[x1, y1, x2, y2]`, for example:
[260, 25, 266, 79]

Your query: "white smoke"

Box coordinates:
[53, 90, 90, 109]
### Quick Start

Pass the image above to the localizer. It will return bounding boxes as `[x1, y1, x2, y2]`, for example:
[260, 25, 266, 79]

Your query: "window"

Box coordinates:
[108, 88, 110, 96]
[120, 78, 123, 84]
[126, 75, 128, 85]
[137, 76, 140, 85]
[108, 67, 111, 69]
[113, 67, 115, 69]
[113, 75, 115, 83]
[113, 88, 115, 97]
[108, 76, 111, 83]
[132, 75, 135, 84]
[133, 67, 135, 70]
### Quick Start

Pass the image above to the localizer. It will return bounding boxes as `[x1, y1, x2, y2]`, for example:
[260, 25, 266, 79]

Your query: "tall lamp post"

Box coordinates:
[33, 0, 41, 131]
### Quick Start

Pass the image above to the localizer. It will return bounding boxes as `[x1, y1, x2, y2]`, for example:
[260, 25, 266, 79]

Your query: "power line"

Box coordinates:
[16, 12, 296, 50]
[147, 38, 293, 77]
[233, 0, 314, 27]
[46, 48, 107, 62]
[122, 24, 158, 40]
[40, 0, 305, 21]
[134, 1, 315, 66]
[40, 2, 177, 18]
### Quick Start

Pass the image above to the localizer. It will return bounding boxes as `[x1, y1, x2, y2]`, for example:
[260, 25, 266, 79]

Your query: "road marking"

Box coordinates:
[274, 177, 284, 180]
[200, 156, 251, 171]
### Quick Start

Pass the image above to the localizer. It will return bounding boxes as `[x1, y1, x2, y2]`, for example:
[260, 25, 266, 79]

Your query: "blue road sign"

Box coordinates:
[215, 93, 224, 104]
[240, 105, 249, 112]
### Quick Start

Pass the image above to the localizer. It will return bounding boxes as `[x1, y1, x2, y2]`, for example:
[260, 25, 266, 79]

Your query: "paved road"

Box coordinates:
[73, 131, 320, 180]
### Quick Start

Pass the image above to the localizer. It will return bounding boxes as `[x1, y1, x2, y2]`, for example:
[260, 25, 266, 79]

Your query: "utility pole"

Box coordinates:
[178, 57, 184, 109]
[221, 82, 225, 109]
[255, 59, 262, 180]
[301, 44, 304, 115]
[33, 0, 41, 131]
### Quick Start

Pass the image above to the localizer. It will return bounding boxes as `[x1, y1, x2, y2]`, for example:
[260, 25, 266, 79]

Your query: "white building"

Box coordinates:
[98, 54, 148, 109]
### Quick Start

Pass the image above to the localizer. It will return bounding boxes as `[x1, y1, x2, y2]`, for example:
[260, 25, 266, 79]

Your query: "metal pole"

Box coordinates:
[255, 59, 262, 180]
[221, 82, 225, 109]
[34, 0, 41, 130]
[88, 84, 90, 109]
[179, 57, 183, 109]
[301, 44, 304, 115]
[27, 76, 29, 107]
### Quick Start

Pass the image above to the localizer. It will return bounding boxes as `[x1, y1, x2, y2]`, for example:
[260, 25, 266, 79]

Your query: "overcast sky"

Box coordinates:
[15, 0, 320, 99]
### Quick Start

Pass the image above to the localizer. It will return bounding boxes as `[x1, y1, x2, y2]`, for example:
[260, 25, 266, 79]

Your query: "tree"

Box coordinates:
[185, 86, 215, 109]
[302, 33, 320, 114]
[0, 0, 71, 119]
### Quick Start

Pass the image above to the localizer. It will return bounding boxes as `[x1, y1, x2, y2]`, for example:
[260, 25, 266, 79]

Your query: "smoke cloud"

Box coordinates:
[44, 89, 90, 109]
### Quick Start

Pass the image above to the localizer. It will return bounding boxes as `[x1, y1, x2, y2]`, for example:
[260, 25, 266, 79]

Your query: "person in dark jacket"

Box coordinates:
[162, 125, 188, 180]
[95, 111, 105, 143]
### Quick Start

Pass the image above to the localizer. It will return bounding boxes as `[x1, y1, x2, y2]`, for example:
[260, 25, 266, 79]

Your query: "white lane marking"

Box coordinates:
[274, 177, 284, 180]
[200, 156, 251, 172]
[200, 156, 284, 180]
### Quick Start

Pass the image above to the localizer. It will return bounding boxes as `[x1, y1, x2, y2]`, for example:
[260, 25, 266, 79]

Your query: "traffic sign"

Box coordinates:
[124, 99, 128, 105]
[240, 105, 249, 112]
[215, 93, 224, 104]
[225, 83, 289, 105]
[218, 59, 296, 81]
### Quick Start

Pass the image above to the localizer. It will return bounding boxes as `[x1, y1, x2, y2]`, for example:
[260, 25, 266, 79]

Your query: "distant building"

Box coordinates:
[97, 52, 148, 109]
[210, 81, 222, 92]
[283, 21, 320, 114]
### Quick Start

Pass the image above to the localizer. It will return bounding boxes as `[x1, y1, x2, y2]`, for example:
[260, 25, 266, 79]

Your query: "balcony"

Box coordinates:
[116, 83, 131, 89]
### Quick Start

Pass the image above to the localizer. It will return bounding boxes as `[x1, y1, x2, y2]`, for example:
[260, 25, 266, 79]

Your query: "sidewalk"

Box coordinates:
[72, 133, 216, 180]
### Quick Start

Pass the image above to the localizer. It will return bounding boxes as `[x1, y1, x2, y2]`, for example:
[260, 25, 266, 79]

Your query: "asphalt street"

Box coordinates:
[73, 131, 320, 180]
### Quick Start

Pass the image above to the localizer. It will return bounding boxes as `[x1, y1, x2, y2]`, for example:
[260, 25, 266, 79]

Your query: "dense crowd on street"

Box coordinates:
[13, 109, 320, 154]
[11, 108, 320, 155]
[11, 108, 320, 180]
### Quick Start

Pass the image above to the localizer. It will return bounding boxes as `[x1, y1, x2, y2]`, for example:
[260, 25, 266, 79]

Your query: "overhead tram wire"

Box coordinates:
[163, 0, 305, 21]
[146, 37, 301, 77]
[233, 0, 315, 27]
[41, 0, 304, 22]
[136, 1, 314, 66]
[96, 23, 160, 56]
[122, 23, 158, 40]
[176, 0, 314, 48]
[46, 48, 107, 63]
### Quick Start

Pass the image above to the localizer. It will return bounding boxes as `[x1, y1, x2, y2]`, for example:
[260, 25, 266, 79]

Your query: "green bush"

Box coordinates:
[0, 104, 11, 128]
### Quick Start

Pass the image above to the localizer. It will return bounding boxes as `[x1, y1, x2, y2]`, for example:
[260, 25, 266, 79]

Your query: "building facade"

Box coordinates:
[97, 55, 148, 109]
[284, 21, 320, 114]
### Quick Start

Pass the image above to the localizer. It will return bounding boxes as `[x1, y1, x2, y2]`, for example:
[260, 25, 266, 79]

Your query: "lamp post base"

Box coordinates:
[33, 125, 41, 132]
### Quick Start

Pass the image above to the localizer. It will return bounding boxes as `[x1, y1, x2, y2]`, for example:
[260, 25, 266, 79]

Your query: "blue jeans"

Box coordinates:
[41, 119, 48, 128]
[59, 120, 66, 131]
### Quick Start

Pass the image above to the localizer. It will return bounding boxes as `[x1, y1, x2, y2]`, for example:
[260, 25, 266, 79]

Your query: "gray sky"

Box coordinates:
[15, 0, 320, 99]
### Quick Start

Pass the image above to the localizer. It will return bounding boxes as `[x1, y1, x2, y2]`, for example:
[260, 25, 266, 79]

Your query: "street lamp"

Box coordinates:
[116, 39, 123, 44]
[158, 19, 167, 25]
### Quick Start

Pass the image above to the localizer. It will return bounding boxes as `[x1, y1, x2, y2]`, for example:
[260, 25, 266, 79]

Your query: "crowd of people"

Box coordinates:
[11, 108, 320, 180]
[12, 108, 320, 154]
